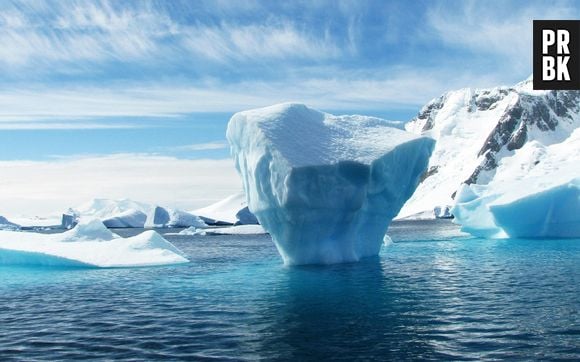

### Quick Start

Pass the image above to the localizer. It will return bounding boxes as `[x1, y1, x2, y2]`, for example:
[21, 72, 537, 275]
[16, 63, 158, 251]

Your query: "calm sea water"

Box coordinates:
[0, 220, 578, 361]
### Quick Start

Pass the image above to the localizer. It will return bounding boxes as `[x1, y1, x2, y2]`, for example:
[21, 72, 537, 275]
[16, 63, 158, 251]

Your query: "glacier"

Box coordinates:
[227, 103, 434, 265]
[0, 219, 188, 267]
[452, 128, 580, 238]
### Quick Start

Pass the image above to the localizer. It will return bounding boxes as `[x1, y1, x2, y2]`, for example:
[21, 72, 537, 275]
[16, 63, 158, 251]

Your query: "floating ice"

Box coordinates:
[167, 225, 266, 236]
[102, 209, 147, 228]
[227, 103, 434, 265]
[453, 178, 580, 238]
[68, 199, 205, 229]
[0, 219, 189, 267]
[61, 208, 79, 229]
[145, 206, 207, 228]
[0, 216, 19, 231]
[193, 192, 258, 225]
[452, 129, 580, 239]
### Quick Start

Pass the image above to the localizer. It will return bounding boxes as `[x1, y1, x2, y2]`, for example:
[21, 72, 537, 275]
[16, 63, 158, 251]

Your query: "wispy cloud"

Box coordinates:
[0, 66, 507, 123]
[167, 141, 229, 152]
[0, 154, 242, 216]
[425, 1, 575, 73]
[182, 22, 341, 63]
[0, 0, 343, 71]
[0, 121, 145, 130]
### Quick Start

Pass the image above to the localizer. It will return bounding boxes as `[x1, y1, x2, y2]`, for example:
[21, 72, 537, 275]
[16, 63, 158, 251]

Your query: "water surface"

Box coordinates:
[0, 220, 578, 360]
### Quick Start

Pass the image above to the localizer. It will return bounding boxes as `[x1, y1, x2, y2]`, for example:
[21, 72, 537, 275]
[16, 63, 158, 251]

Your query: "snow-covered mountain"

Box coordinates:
[398, 78, 580, 219]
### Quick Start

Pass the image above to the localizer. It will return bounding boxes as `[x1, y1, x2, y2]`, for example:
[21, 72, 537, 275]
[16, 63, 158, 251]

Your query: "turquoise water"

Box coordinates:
[0, 220, 578, 360]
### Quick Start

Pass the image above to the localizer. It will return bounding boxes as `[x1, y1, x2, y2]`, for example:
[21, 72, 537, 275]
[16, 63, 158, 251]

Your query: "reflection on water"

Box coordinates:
[0, 220, 578, 360]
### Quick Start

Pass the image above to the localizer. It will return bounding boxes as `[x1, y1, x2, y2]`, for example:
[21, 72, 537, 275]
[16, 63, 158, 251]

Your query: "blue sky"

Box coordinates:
[0, 0, 578, 215]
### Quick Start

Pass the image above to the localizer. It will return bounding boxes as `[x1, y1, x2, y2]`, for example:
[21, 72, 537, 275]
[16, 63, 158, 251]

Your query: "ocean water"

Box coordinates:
[0, 220, 578, 361]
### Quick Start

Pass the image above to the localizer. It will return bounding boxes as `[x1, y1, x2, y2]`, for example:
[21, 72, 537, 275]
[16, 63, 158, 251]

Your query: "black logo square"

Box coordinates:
[533, 20, 580, 90]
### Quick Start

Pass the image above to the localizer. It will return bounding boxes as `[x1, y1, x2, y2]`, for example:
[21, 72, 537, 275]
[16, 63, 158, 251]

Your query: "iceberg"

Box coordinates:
[145, 206, 207, 228]
[102, 209, 147, 228]
[193, 192, 258, 225]
[452, 129, 580, 239]
[61, 208, 79, 229]
[227, 103, 434, 265]
[69, 199, 205, 229]
[0, 216, 19, 231]
[453, 178, 580, 238]
[73, 199, 150, 228]
[0, 219, 188, 267]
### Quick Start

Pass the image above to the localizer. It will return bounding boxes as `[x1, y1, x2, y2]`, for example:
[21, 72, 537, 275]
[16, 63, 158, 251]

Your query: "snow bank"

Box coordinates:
[452, 129, 580, 238]
[227, 103, 434, 265]
[193, 192, 258, 225]
[0, 219, 188, 267]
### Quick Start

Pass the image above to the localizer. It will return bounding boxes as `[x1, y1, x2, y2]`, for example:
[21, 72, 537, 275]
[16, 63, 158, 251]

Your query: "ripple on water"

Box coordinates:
[0, 221, 578, 360]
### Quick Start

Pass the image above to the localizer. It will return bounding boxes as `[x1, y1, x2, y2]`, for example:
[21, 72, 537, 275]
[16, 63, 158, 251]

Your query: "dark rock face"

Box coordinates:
[413, 97, 446, 132]
[463, 89, 580, 186]
[413, 81, 580, 201]
[419, 165, 439, 183]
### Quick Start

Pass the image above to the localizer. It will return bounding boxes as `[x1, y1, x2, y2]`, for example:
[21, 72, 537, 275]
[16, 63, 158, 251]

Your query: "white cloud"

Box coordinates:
[0, 67, 508, 124]
[0, 154, 242, 217]
[0, 1, 341, 68]
[0, 121, 144, 130]
[183, 22, 341, 63]
[425, 1, 575, 73]
[168, 141, 229, 152]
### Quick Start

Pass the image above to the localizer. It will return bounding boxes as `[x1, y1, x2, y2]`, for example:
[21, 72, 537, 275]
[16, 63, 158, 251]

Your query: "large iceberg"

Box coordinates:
[193, 192, 258, 225]
[227, 103, 434, 265]
[0, 219, 188, 267]
[452, 129, 580, 238]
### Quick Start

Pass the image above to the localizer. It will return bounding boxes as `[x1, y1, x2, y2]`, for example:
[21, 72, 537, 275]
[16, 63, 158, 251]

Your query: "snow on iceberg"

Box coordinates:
[227, 103, 434, 265]
[193, 192, 258, 225]
[0, 219, 189, 267]
[452, 129, 580, 238]
[145, 206, 207, 228]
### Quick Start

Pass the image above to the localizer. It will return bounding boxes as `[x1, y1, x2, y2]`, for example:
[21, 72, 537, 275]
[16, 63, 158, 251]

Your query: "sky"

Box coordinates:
[0, 0, 578, 216]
